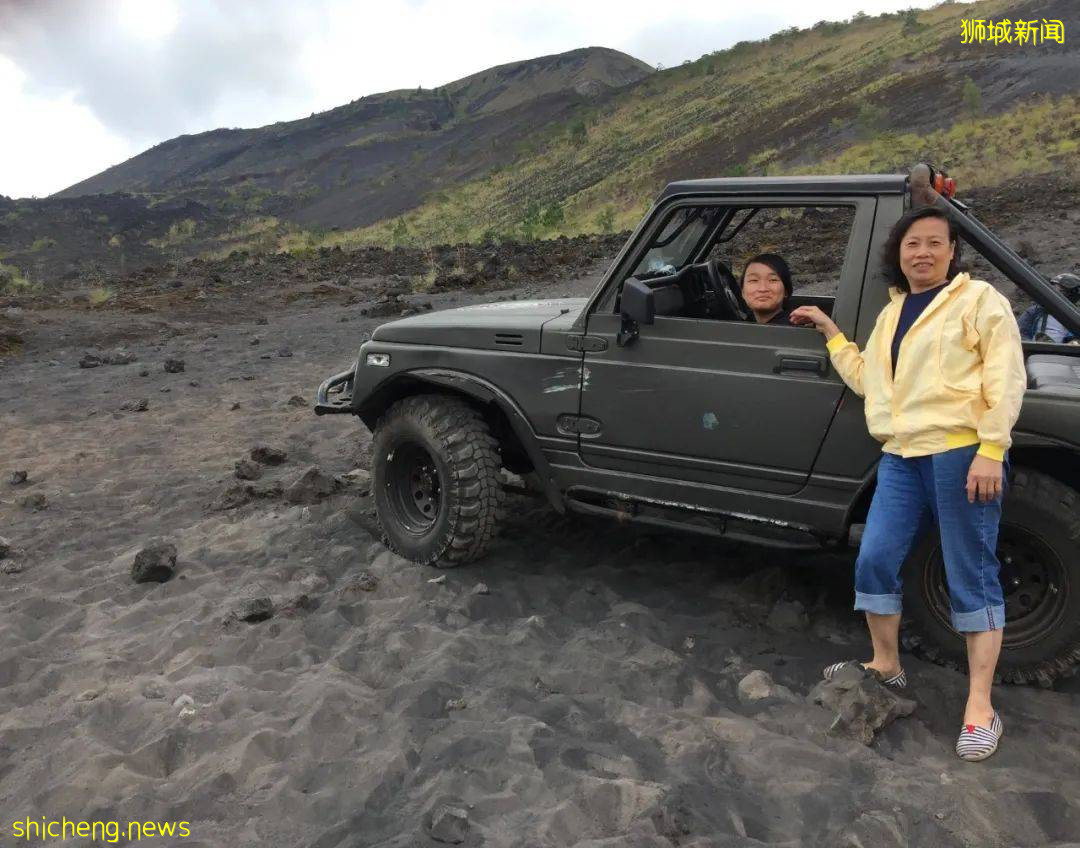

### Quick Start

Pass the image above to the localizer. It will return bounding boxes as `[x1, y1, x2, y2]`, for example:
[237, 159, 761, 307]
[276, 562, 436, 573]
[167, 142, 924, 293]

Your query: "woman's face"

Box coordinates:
[899, 217, 955, 289]
[742, 262, 786, 315]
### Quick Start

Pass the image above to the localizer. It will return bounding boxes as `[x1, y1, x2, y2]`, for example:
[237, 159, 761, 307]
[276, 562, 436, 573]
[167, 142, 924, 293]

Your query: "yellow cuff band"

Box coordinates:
[976, 443, 1006, 461]
[826, 333, 849, 354]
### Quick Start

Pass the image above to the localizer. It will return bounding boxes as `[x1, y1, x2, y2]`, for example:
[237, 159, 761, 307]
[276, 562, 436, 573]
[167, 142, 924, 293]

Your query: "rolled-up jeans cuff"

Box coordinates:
[952, 604, 1006, 632]
[855, 591, 903, 615]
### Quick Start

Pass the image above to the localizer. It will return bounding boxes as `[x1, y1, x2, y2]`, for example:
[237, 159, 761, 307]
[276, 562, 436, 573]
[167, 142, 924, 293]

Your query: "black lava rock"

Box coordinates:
[131, 542, 177, 584]
[250, 446, 287, 466]
[234, 459, 263, 481]
[285, 466, 340, 504]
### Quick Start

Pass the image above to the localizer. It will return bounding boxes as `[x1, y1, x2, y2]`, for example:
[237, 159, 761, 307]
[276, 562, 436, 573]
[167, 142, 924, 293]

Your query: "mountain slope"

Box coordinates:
[55, 47, 653, 231]
[343, 0, 1078, 245]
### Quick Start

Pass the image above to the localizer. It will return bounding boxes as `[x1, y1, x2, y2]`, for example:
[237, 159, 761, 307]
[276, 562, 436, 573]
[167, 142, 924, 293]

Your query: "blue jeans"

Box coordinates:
[855, 444, 1006, 632]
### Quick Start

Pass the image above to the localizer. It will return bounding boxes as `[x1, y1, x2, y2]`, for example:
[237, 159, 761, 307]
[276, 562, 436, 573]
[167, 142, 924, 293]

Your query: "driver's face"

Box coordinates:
[742, 262, 785, 314]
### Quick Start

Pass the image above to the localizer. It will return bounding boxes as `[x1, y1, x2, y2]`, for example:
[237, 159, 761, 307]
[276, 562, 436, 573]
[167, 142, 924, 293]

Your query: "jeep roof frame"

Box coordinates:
[576, 170, 1080, 338]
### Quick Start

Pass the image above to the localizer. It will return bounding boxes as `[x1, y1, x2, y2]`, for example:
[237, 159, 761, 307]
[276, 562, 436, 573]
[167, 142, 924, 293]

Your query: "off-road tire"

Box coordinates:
[902, 468, 1080, 685]
[372, 394, 504, 567]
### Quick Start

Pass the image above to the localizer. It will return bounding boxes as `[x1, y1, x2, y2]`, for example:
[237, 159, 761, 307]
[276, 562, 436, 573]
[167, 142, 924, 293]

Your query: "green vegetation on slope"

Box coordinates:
[0, 260, 32, 293]
[789, 94, 1079, 181]
[277, 0, 1075, 253]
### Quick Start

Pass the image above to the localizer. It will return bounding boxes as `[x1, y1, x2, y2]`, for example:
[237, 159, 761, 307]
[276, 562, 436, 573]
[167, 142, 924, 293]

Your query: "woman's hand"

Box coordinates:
[789, 305, 841, 340]
[967, 455, 1003, 503]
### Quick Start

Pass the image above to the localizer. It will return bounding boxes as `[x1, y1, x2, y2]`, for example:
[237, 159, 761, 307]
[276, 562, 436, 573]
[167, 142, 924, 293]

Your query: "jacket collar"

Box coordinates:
[888, 271, 970, 303]
[886, 272, 970, 344]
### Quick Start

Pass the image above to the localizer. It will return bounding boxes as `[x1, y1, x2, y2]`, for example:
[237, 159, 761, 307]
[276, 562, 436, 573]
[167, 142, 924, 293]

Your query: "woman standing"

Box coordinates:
[790, 206, 1027, 761]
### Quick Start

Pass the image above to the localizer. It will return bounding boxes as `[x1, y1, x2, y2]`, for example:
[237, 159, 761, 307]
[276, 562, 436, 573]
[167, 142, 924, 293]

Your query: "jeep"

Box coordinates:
[315, 164, 1080, 683]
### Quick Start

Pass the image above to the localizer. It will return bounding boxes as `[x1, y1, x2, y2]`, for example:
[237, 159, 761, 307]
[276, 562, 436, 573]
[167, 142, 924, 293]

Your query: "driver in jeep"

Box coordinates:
[740, 253, 794, 325]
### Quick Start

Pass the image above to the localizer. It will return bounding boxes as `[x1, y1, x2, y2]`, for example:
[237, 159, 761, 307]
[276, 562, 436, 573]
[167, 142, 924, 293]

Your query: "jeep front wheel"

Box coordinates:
[372, 394, 504, 566]
[903, 469, 1080, 685]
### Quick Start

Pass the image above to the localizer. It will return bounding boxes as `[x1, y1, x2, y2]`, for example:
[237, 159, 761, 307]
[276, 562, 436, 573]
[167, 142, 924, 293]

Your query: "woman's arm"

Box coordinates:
[964, 288, 1026, 502]
[972, 289, 1028, 461]
[789, 305, 868, 396]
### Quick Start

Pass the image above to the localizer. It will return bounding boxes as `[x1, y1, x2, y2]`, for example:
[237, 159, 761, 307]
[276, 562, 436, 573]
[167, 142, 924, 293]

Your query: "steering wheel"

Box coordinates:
[704, 259, 749, 322]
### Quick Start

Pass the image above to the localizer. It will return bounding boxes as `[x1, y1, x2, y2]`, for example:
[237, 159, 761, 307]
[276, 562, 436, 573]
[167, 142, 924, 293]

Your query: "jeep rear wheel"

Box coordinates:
[903, 469, 1080, 685]
[372, 394, 504, 566]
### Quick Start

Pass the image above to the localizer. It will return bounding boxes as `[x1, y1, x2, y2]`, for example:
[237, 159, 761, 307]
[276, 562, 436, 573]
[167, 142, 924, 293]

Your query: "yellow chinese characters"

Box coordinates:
[961, 19, 988, 43]
[961, 18, 1064, 45]
[1041, 19, 1065, 43]
[1014, 20, 1038, 44]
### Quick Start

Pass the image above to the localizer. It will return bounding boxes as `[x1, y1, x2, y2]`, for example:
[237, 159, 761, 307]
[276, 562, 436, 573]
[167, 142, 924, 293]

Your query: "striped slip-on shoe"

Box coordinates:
[956, 712, 1004, 762]
[823, 660, 907, 690]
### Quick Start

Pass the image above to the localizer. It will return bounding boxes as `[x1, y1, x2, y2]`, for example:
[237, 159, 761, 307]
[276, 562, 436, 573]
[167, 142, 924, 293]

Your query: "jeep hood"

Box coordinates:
[370, 298, 585, 352]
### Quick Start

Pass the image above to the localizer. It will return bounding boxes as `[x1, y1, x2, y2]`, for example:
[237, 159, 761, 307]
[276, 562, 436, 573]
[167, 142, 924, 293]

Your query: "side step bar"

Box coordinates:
[564, 488, 826, 550]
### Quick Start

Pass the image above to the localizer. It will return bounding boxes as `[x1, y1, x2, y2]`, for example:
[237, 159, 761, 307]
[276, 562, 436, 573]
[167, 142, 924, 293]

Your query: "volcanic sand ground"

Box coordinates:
[2, 261, 1080, 848]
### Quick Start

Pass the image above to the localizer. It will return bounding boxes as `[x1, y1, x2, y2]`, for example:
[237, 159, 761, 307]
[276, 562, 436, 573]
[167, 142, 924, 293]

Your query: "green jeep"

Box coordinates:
[316, 165, 1080, 684]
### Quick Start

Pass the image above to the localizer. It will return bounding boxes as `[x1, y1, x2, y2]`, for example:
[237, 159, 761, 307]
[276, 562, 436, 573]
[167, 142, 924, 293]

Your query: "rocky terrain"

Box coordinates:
[2, 184, 1080, 846]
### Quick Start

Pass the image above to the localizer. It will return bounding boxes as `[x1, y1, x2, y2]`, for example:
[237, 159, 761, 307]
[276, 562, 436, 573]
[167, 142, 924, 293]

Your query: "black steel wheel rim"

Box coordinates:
[386, 441, 442, 535]
[922, 523, 1070, 649]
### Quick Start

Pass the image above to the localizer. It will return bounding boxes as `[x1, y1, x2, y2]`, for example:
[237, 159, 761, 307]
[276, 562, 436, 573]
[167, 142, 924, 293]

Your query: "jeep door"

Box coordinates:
[577, 197, 876, 495]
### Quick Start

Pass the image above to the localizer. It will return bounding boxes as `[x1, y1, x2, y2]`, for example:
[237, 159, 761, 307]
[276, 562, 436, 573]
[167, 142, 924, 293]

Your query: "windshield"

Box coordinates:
[632, 207, 719, 277]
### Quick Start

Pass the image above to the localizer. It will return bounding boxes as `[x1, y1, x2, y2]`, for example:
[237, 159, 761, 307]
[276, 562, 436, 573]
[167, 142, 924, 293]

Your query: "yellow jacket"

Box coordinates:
[826, 272, 1027, 460]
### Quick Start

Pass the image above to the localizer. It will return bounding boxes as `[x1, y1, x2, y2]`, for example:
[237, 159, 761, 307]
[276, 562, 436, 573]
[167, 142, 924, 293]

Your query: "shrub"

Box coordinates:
[769, 26, 800, 42]
[411, 263, 438, 292]
[595, 206, 616, 234]
[0, 261, 30, 292]
[520, 201, 542, 241]
[901, 9, 923, 36]
[856, 101, 888, 139]
[390, 218, 410, 247]
[155, 218, 197, 246]
[540, 203, 565, 230]
[30, 236, 56, 252]
[568, 120, 588, 145]
[962, 77, 982, 118]
[88, 286, 114, 306]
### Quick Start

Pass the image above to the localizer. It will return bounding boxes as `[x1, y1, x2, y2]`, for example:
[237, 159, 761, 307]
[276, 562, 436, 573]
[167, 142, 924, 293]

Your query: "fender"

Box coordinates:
[357, 368, 566, 512]
[1010, 431, 1080, 451]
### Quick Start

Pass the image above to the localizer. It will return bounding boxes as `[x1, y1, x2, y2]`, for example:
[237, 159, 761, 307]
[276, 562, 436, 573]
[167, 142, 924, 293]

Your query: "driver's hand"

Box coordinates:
[789, 306, 840, 339]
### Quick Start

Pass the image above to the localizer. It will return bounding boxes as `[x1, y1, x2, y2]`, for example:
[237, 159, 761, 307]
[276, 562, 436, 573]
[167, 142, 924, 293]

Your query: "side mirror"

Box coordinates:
[620, 277, 656, 325]
[620, 276, 685, 325]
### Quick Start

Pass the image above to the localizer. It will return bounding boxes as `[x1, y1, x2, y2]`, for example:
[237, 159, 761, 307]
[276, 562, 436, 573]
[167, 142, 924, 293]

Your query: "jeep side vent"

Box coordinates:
[494, 333, 524, 346]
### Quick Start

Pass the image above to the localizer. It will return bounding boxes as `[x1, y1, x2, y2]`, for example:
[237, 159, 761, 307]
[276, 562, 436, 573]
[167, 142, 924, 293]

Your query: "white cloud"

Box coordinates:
[0, 56, 134, 198]
[0, 0, 944, 198]
[117, 0, 180, 41]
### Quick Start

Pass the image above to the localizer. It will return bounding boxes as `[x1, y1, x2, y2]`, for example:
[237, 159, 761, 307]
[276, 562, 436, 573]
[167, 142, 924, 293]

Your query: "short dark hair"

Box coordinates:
[881, 206, 961, 292]
[741, 252, 793, 297]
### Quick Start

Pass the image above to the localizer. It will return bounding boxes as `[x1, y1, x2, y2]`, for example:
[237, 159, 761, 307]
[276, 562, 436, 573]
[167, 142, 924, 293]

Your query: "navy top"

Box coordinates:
[891, 284, 947, 375]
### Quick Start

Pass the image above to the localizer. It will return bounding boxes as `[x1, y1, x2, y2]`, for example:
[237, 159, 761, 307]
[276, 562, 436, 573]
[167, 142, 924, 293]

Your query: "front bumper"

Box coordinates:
[314, 368, 355, 415]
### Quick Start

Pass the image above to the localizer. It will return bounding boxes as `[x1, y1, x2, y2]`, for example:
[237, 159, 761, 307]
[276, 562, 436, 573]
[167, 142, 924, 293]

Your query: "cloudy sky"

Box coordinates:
[0, 0, 941, 199]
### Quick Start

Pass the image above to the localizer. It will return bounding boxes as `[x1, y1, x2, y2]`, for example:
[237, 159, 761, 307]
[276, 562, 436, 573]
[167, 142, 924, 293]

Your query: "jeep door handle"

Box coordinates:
[774, 354, 827, 376]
